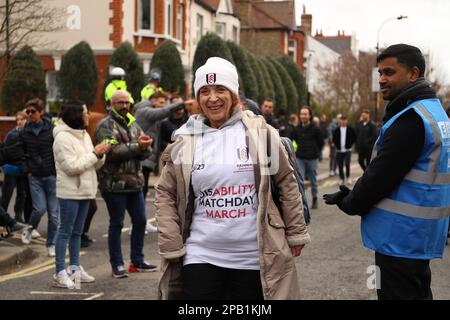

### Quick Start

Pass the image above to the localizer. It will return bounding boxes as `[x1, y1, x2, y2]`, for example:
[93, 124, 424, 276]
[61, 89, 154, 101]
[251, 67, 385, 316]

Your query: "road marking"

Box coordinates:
[102, 218, 156, 238]
[0, 252, 86, 283]
[85, 292, 104, 300]
[30, 291, 104, 300]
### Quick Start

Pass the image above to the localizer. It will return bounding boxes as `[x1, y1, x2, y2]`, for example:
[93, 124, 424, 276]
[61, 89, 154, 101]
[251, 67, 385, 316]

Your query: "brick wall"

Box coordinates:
[240, 30, 282, 57]
[109, 0, 124, 48]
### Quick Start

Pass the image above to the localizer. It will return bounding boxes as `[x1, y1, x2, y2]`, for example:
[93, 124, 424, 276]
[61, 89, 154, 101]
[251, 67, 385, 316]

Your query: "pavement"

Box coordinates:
[0, 145, 345, 275]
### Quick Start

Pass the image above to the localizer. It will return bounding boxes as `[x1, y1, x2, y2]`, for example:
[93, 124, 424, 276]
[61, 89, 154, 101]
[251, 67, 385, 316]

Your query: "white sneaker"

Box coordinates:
[21, 227, 32, 244]
[339, 179, 345, 185]
[346, 177, 353, 185]
[53, 270, 75, 289]
[68, 265, 95, 283]
[31, 229, 41, 239]
[145, 223, 158, 233]
[47, 245, 56, 257]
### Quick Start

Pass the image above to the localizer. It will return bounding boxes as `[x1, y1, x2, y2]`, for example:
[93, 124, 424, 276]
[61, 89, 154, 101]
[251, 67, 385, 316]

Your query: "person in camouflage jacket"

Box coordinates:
[94, 90, 158, 277]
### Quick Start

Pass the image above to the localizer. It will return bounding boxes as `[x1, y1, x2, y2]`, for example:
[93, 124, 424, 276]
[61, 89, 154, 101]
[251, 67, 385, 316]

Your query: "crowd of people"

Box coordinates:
[0, 43, 449, 300]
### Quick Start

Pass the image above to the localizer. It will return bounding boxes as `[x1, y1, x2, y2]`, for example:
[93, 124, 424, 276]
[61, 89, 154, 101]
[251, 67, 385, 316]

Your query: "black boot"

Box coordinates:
[312, 197, 318, 209]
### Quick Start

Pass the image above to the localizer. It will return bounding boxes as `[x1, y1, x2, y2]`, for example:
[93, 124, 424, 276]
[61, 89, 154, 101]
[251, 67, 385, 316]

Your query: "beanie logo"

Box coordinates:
[206, 73, 216, 85]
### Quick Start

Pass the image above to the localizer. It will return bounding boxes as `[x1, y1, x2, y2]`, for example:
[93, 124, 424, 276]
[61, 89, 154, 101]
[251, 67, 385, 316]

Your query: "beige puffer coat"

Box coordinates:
[155, 111, 311, 300]
[53, 121, 105, 199]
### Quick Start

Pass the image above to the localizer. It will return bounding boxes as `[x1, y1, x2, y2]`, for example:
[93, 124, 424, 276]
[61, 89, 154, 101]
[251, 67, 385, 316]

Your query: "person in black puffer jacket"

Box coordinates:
[19, 98, 59, 256]
[291, 106, 324, 209]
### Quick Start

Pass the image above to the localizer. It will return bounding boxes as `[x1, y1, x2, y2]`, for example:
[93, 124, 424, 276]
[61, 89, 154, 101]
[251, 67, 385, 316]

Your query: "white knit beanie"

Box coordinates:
[193, 57, 239, 97]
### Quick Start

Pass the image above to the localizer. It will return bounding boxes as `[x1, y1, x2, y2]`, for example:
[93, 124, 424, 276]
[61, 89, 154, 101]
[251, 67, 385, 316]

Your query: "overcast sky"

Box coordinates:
[295, 0, 450, 85]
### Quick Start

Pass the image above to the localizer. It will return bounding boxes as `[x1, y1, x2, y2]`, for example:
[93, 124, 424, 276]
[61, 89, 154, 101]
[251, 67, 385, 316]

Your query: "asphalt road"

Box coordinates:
[1, 168, 449, 300]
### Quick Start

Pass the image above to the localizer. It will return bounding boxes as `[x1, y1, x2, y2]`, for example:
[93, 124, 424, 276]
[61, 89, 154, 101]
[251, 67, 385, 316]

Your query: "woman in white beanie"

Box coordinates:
[155, 57, 310, 300]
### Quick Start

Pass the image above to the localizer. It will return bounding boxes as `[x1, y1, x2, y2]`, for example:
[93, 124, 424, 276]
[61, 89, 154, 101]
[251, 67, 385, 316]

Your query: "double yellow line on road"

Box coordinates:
[0, 251, 86, 283]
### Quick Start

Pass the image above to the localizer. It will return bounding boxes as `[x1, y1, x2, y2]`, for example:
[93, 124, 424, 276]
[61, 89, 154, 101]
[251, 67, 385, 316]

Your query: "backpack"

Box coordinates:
[270, 136, 311, 225]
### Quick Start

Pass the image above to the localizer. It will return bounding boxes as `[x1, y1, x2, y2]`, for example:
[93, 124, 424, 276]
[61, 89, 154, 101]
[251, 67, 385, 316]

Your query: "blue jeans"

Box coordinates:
[28, 175, 59, 247]
[55, 199, 90, 273]
[101, 191, 147, 268]
[297, 158, 319, 199]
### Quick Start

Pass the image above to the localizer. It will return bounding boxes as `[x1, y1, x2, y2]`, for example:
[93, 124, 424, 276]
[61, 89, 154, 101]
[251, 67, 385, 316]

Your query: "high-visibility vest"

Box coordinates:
[104, 80, 135, 104]
[140, 84, 164, 101]
[361, 98, 450, 260]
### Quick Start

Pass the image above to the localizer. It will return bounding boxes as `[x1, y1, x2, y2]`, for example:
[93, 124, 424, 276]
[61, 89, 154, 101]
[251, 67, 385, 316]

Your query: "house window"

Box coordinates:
[216, 22, 226, 39]
[196, 14, 203, 43]
[177, 3, 184, 45]
[46, 71, 59, 101]
[165, 0, 173, 36]
[288, 39, 297, 61]
[232, 26, 238, 43]
[138, 0, 154, 31]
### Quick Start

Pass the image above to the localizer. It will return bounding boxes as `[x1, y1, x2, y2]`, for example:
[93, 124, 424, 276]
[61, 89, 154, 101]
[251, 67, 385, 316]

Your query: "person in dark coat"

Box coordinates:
[332, 115, 357, 185]
[355, 109, 378, 171]
[291, 106, 324, 209]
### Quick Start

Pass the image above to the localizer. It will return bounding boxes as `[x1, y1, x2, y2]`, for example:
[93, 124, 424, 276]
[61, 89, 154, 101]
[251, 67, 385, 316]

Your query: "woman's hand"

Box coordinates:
[291, 245, 305, 257]
[94, 142, 111, 157]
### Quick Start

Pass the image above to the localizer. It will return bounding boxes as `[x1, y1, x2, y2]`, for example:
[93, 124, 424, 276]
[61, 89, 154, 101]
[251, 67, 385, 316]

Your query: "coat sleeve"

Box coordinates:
[155, 153, 186, 260]
[271, 130, 311, 247]
[53, 133, 99, 176]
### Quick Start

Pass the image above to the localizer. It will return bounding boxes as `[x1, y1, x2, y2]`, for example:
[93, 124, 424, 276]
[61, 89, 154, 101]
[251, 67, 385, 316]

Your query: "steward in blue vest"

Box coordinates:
[323, 44, 450, 300]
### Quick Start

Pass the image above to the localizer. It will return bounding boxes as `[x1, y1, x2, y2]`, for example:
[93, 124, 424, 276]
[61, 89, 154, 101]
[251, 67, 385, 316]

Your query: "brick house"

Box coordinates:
[232, 0, 305, 70]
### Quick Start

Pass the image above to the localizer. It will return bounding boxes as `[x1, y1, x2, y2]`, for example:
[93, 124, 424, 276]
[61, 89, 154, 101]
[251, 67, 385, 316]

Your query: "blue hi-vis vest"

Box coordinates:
[361, 99, 450, 260]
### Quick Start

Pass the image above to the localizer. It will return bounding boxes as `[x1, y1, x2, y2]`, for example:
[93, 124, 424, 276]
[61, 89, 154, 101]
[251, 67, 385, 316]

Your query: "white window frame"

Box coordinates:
[215, 22, 226, 39]
[196, 14, 203, 44]
[176, 3, 184, 44]
[232, 25, 238, 43]
[165, 0, 174, 37]
[288, 39, 297, 61]
[138, 0, 154, 32]
[46, 71, 59, 102]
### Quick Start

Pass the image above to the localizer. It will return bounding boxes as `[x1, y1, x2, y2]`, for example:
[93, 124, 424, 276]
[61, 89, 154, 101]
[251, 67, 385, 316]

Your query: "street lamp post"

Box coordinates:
[374, 15, 408, 121]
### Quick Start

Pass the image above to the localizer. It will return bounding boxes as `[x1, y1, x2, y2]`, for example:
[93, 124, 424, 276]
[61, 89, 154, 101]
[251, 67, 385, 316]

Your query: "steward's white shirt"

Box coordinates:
[184, 121, 260, 270]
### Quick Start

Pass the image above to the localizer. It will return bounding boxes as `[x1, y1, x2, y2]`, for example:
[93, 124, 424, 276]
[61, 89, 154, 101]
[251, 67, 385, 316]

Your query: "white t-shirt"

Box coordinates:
[339, 126, 351, 152]
[184, 121, 260, 270]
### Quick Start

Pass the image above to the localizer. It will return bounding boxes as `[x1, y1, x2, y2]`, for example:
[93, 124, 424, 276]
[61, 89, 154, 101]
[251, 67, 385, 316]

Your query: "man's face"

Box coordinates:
[25, 106, 43, 124]
[299, 108, 311, 124]
[16, 116, 27, 128]
[340, 119, 348, 127]
[198, 85, 233, 128]
[111, 92, 131, 117]
[360, 112, 369, 122]
[261, 101, 274, 116]
[378, 56, 419, 101]
[152, 97, 167, 108]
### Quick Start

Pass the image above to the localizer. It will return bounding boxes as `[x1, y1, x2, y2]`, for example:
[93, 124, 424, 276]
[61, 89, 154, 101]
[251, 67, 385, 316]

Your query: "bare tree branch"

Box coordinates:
[0, 0, 64, 61]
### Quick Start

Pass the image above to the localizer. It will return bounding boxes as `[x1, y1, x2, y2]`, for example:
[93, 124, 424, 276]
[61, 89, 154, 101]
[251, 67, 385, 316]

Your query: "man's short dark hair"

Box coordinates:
[377, 44, 426, 77]
[263, 98, 274, 103]
[362, 109, 370, 114]
[60, 100, 85, 130]
[149, 92, 167, 100]
[25, 98, 45, 111]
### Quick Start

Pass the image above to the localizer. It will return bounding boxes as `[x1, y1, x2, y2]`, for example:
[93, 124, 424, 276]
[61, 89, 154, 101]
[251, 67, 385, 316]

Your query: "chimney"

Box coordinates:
[301, 5, 312, 36]
[338, 30, 341, 36]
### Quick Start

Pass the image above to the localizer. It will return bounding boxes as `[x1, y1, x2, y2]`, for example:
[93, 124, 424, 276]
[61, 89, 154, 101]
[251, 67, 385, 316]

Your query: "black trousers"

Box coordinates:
[357, 150, 371, 171]
[1, 174, 28, 221]
[142, 167, 152, 199]
[375, 252, 433, 300]
[82, 199, 98, 235]
[336, 151, 351, 180]
[182, 263, 264, 300]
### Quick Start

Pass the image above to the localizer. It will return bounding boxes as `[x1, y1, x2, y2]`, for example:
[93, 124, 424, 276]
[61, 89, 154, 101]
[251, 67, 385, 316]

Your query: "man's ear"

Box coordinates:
[409, 66, 421, 83]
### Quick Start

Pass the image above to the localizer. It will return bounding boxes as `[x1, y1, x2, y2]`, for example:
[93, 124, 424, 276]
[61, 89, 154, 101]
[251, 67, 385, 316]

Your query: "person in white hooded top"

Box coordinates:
[52, 100, 111, 289]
